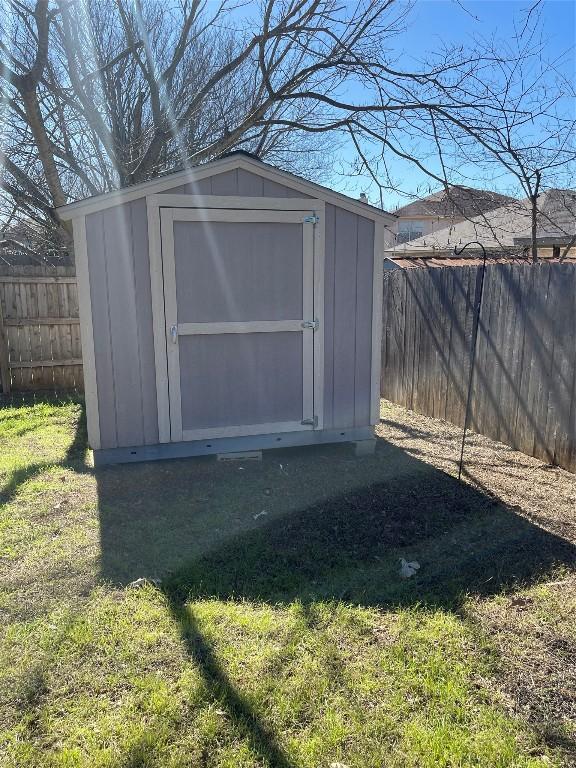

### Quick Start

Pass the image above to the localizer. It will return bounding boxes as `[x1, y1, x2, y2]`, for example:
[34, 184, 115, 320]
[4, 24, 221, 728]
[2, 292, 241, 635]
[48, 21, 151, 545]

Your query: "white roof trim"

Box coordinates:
[57, 154, 396, 224]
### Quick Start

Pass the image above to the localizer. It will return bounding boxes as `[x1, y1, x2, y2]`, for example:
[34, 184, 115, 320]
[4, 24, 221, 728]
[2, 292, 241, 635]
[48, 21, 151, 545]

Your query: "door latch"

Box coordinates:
[301, 415, 319, 427]
[301, 319, 319, 331]
[170, 324, 178, 343]
[303, 214, 320, 224]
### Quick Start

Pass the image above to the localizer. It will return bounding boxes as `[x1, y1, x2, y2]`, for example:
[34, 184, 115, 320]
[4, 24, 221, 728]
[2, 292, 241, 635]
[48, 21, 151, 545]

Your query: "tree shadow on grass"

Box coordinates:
[165, 595, 295, 768]
[96, 438, 576, 766]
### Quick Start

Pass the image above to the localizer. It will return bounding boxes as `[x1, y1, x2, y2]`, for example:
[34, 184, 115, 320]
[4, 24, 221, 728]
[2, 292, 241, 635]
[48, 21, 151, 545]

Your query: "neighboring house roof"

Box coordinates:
[58, 151, 397, 225]
[385, 252, 576, 269]
[386, 188, 576, 257]
[393, 185, 515, 219]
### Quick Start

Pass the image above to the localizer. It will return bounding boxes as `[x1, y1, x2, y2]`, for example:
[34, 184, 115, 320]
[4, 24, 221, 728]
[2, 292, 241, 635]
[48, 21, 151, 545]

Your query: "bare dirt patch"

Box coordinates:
[378, 401, 576, 544]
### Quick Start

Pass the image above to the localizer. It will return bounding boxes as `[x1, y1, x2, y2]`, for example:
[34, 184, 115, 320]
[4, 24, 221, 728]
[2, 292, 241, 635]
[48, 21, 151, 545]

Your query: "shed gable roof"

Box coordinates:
[58, 152, 396, 224]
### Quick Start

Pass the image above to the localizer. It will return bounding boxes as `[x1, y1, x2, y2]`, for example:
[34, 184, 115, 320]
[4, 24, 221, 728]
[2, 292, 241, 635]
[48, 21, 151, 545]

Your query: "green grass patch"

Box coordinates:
[0, 399, 573, 766]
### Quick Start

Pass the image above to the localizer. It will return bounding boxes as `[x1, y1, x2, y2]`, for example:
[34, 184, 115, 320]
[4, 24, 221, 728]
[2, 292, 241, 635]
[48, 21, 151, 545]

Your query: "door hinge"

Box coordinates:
[301, 415, 318, 427]
[303, 214, 320, 224]
[301, 319, 319, 331]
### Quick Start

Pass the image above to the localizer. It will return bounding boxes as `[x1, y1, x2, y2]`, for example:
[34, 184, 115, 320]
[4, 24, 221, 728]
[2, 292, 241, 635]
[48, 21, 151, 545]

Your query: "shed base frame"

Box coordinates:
[92, 426, 375, 466]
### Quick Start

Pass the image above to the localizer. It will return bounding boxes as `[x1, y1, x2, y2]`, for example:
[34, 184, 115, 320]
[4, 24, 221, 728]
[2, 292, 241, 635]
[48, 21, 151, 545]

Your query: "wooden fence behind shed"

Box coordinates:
[381, 263, 576, 473]
[0, 265, 83, 393]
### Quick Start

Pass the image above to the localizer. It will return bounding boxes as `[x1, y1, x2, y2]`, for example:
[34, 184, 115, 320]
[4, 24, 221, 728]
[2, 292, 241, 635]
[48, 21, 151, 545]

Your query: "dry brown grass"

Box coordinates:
[472, 576, 576, 760]
[378, 400, 576, 762]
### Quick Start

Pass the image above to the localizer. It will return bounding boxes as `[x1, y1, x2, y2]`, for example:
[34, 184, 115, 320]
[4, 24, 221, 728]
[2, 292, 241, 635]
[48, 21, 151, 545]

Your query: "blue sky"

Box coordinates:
[330, 0, 576, 209]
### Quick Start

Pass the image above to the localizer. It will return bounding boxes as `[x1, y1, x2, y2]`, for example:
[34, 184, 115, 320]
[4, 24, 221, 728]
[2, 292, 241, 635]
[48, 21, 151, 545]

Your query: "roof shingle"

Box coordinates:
[393, 185, 516, 219]
[388, 189, 576, 254]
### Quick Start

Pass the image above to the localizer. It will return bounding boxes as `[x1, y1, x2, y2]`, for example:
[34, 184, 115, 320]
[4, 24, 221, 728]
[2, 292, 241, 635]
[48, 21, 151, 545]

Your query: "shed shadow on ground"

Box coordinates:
[97, 437, 575, 608]
[95, 437, 575, 768]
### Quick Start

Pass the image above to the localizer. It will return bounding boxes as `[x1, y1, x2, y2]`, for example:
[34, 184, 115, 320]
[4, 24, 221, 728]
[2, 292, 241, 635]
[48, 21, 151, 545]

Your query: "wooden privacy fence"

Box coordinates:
[0, 265, 83, 393]
[381, 262, 576, 473]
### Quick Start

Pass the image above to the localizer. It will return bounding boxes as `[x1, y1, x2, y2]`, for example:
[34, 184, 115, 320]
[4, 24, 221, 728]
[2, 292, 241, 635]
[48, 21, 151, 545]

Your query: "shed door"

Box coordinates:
[160, 207, 321, 442]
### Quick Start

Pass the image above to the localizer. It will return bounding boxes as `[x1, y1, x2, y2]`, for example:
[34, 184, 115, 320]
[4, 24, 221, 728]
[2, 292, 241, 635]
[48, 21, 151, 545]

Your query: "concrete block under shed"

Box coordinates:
[217, 450, 263, 462]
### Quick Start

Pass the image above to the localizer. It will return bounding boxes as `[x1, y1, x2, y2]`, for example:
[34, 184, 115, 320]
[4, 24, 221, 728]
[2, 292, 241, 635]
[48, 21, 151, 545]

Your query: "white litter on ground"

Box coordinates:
[399, 558, 421, 578]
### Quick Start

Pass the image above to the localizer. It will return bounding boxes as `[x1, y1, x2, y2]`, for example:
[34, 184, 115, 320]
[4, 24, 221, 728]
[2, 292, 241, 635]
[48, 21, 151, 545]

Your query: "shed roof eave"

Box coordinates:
[57, 154, 397, 224]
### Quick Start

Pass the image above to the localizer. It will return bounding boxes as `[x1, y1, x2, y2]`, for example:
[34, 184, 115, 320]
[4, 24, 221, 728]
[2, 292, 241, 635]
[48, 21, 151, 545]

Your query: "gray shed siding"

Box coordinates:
[162, 168, 312, 198]
[87, 199, 158, 449]
[323, 205, 374, 430]
[86, 169, 375, 449]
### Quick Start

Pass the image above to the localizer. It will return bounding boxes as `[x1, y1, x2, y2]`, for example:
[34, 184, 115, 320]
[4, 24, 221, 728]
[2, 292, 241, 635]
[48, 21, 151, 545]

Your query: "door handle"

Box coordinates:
[301, 319, 319, 331]
[170, 324, 178, 343]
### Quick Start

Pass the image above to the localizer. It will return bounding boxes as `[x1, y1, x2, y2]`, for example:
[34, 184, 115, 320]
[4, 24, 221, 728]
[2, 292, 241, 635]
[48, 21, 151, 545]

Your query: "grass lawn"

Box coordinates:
[0, 398, 574, 767]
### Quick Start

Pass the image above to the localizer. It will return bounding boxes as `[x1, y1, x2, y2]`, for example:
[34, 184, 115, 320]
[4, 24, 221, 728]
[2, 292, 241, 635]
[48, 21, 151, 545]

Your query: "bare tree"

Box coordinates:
[1, 0, 574, 261]
[1, 0, 350, 253]
[369, 10, 576, 259]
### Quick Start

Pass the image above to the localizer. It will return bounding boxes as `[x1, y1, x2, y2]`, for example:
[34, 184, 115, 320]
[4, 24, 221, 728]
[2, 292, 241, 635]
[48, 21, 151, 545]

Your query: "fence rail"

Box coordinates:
[381, 263, 576, 473]
[0, 265, 83, 393]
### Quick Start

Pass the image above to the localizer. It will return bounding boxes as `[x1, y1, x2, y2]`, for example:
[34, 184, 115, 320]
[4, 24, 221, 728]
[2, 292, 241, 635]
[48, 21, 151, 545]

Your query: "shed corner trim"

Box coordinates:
[72, 216, 101, 450]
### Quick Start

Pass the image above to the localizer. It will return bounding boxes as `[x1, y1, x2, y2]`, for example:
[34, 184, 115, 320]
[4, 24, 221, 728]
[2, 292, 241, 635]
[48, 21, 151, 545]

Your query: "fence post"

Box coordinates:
[0, 296, 10, 395]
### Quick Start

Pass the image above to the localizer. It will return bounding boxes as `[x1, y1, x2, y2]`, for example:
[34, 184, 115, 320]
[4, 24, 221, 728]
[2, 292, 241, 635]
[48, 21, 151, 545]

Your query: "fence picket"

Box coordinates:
[381, 264, 576, 473]
[0, 265, 83, 393]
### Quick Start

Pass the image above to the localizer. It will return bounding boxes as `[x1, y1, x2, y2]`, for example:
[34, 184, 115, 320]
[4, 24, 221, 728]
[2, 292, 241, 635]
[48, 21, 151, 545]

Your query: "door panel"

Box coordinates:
[160, 205, 321, 441]
[173, 221, 303, 322]
[179, 332, 303, 433]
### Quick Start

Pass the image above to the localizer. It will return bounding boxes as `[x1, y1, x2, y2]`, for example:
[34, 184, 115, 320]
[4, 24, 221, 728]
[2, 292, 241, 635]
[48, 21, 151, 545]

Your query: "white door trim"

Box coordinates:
[148, 194, 316, 211]
[147, 197, 171, 442]
[370, 222, 385, 425]
[160, 208, 311, 224]
[149, 199, 325, 443]
[313, 206, 325, 431]
[182, 421, 312, 442]
[178, 320, 305, 335]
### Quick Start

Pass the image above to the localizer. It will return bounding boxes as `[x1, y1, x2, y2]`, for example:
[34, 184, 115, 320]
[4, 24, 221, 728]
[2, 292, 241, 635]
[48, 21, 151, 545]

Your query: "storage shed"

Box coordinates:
[58, 153, 396, 465]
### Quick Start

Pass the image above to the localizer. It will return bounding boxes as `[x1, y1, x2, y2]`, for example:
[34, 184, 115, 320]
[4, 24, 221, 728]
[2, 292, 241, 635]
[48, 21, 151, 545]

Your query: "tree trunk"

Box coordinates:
[21, 89, 68, 210]
[20, 88, 72, 249]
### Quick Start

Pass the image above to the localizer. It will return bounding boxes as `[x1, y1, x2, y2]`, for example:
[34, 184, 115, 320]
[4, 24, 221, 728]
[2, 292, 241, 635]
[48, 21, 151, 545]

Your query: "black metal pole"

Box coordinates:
[454, 241, 487, 481]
